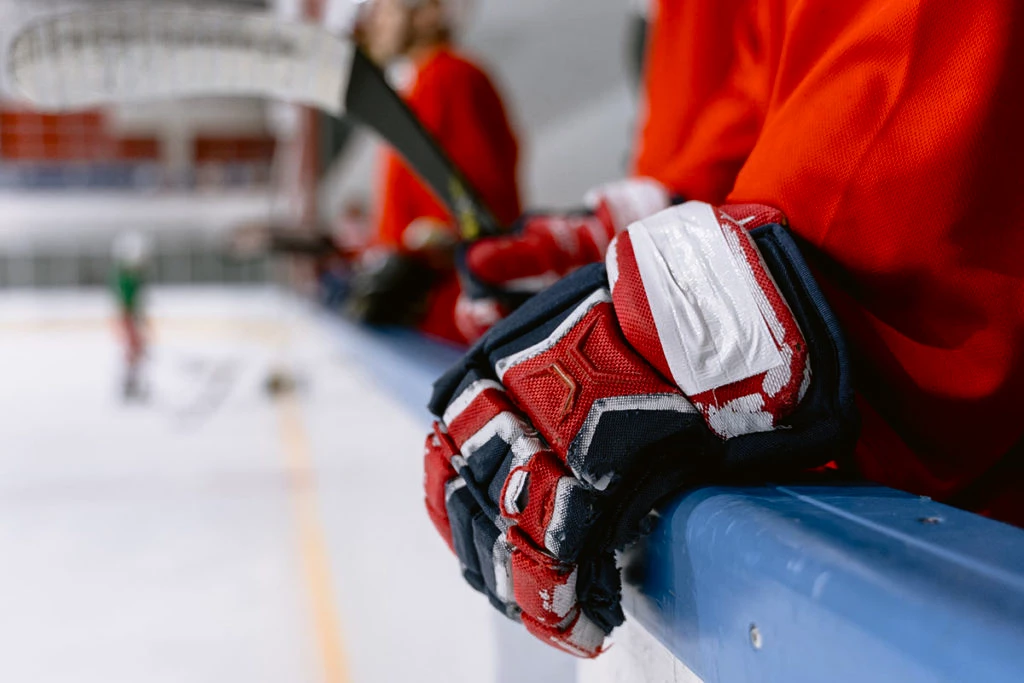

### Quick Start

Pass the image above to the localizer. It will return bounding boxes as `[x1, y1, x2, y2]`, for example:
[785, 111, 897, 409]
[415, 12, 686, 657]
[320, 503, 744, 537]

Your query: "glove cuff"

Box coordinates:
[584, 177, 672, 235]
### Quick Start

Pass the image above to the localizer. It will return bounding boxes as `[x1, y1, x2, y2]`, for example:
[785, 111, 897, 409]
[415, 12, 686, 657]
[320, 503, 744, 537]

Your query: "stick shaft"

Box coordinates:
[344, 49, 503, 240]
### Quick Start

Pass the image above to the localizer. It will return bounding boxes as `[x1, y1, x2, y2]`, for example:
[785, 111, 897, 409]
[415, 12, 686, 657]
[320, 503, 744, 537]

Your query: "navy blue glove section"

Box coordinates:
[722, 224, 860, 474]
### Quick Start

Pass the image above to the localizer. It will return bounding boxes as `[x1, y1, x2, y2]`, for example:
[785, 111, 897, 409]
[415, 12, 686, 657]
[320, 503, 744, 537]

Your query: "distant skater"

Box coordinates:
[112, 232, 151, 401]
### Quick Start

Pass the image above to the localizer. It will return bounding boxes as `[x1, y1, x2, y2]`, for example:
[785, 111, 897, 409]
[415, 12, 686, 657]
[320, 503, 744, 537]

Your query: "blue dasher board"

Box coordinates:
[625, 486, 1024, 683]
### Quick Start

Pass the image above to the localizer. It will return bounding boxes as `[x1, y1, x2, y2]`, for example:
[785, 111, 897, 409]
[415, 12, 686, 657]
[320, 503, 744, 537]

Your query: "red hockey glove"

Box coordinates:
[455, 178, 672, 341]
[425, 202, 858, 656]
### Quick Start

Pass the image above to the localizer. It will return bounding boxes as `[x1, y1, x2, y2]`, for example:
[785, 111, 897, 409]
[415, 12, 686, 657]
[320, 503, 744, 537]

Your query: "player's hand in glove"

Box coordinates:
[346, 218, 459, 327]
[424, 201, 858, 656]
[455, 178, 673, 341]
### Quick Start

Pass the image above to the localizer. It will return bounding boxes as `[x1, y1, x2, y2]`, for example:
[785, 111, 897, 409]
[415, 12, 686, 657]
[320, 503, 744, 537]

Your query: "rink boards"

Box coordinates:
[334, 316, 1024, 683]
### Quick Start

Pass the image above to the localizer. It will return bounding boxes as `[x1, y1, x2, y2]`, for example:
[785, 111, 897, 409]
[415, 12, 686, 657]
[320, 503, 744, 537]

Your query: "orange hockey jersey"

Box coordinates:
[374, 47, 521, 343]
[637, 0, 1024, 523]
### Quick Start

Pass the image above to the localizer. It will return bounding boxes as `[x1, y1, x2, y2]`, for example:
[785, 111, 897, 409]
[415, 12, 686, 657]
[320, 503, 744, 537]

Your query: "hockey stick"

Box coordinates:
[4, 5, 503, 240]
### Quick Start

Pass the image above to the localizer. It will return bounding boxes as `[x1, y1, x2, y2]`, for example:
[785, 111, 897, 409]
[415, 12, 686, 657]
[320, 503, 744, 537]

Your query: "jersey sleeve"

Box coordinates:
[633, 0, 774, 203]
[727, 0, 1024, 496]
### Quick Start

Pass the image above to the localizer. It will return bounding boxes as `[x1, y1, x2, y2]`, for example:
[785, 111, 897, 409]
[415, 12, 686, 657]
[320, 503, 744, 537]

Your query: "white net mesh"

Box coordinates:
[3, 2, 352, 114]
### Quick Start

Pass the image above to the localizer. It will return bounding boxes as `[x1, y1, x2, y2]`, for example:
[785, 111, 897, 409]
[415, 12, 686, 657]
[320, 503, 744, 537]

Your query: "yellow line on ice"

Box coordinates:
[0, 311, 352, 681]
[0, 317, 286, 343]
[277, 390, 352, 683]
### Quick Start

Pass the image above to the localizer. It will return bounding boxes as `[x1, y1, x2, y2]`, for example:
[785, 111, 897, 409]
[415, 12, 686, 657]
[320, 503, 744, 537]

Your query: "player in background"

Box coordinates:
[111, 232, 151, 401]
[425, 0, 1024, 657]
[353, 0, 521, 342]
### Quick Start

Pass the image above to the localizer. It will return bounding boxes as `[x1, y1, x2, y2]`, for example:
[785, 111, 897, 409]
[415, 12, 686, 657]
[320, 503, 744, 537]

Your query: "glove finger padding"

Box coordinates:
[423, 425, 458, 552]
[431, 266, 722, 656]
[432, 363, 604, 638]
[425, 201, 858, 658]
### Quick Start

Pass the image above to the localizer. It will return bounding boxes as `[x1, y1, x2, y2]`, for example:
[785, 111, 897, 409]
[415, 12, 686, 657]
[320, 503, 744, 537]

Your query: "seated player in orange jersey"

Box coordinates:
[427, 0, 1024, 657]
[353, 0, 521, 344]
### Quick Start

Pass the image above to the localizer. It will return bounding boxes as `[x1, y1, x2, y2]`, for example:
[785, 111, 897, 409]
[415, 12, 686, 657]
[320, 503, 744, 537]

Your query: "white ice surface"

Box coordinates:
[0, 287, 495, 683]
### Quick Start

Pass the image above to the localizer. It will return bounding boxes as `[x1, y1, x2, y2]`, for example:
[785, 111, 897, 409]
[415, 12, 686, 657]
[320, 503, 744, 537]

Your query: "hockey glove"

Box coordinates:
[455, 178, 673, 341]
[424, 201, 858, 657]
[345, 248, 437, 326]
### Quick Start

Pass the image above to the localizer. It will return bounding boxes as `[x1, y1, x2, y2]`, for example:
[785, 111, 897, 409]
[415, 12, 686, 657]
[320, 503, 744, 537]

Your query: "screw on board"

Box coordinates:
[749, 624, 763, 650]
[919, 516, 944, 525]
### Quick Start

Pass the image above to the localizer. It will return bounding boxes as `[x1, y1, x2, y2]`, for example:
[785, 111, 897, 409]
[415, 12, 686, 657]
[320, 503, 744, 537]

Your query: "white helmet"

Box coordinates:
[113, 232, 151, 269]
